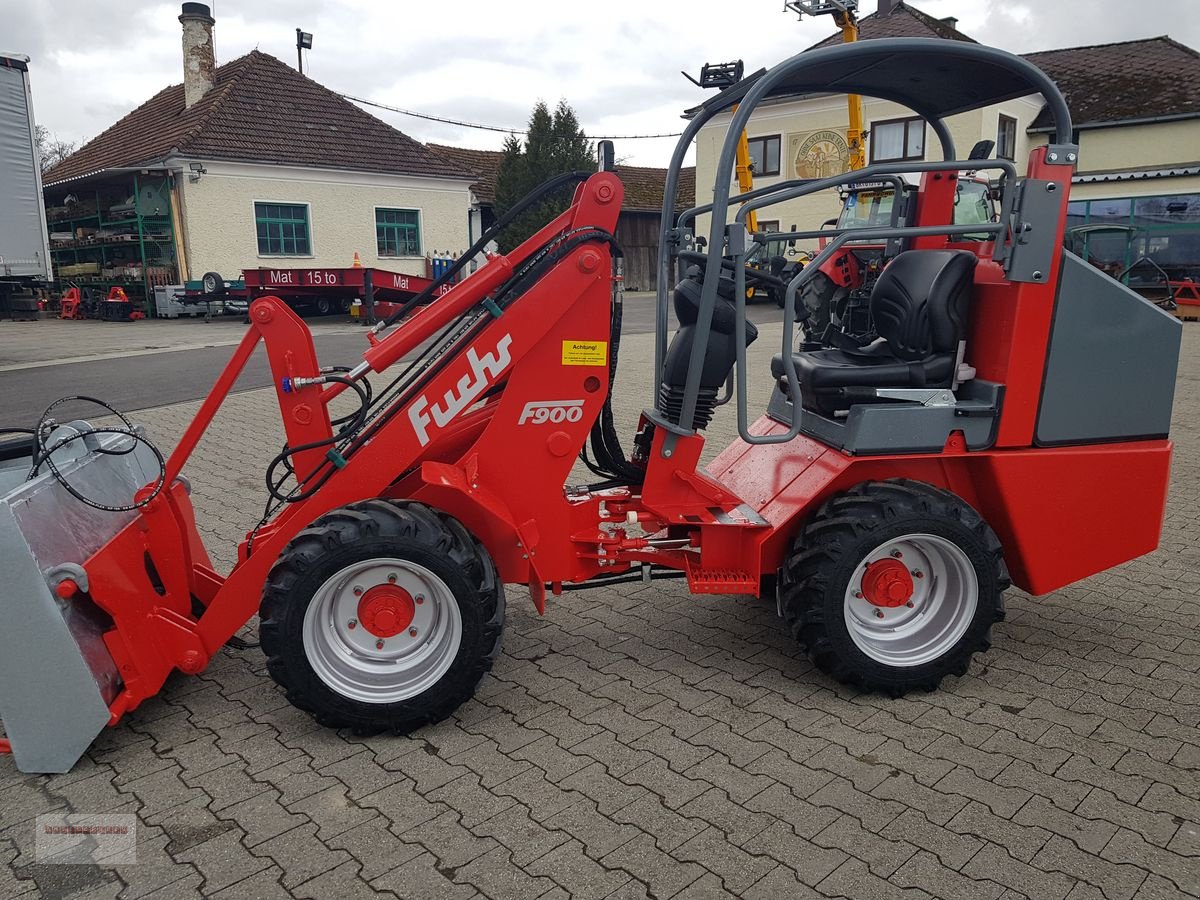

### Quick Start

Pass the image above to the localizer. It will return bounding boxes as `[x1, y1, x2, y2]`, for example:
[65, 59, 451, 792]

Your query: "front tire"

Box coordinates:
[779, 479, 1008, 695]
[260, 500, 504, 733]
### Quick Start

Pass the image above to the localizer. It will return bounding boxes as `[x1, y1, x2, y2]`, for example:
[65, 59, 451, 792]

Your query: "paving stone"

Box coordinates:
[393, 742, 476, 791]
[809, 777, 905, 833]
[426, 774, 517, 829]
[357, 777, 445, 835]
[751, 818, 848, 885]
[1074, 788, 1181, 847]
[322, 817, 423, 882]
[1164, 819, 1198, 857]
[891, 848, 1006, 900]
[812, 813, 917, 877]
[998, 759, 1093, 811]
[370, 850, 480, 900]
[491, 767, 584, 823]
[742, 863, 825, 899]
[881, 808, 984, 871]
[963, 841, 1076, 900]
[611, 795, 707, 853]
[628, 726, 716, 774]
[172, 826, 273, 895]
[469, 803, 571, 866]
[818, 857, 936, 900]
[936, 765, 1034, 819]
[401, 809, 497, 869]
[682, 752, 774, 804]
[572, 730, 656, 777]
[1032, 834, 1149, 900]
[745, 747, 835, 799]
[948, 801, 1052, 863]
[453, 845, 559, 900]
[600, 833, 703, 900]
[218, 788, 307, 848]
[1057, 756, 1152, 806]
[184, 760, 270, 813]
[1133, 872, 1200, 900]
[744, 783, 840, 840]
[292, 859, 396, 900]
[1014, 795, 1119, 854]
[1101, 829, 1199, 897]
[530, 838, 634, 900]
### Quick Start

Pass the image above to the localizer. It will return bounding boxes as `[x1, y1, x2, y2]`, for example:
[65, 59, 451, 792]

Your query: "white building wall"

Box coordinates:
[173, 158, 472, 280]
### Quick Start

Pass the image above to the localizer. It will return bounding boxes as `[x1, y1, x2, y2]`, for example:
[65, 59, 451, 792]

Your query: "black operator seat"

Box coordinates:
[771, 249, 977, 413]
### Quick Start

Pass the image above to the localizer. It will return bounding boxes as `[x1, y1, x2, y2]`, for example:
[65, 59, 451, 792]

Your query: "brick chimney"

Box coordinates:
[179, 2, 215, 109]
[941, 16, 959, 29]
[878, 0, 903, 14]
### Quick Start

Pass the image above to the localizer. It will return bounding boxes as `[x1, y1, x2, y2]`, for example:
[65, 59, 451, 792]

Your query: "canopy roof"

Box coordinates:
[691, 38, 1073, 143]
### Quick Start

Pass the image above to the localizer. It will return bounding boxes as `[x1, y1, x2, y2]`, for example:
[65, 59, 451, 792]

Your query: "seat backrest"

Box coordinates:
[870, 249, 977, 360]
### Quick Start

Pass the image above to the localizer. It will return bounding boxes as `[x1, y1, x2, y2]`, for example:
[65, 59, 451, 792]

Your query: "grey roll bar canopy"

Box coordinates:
[652, 37, 1077, 439]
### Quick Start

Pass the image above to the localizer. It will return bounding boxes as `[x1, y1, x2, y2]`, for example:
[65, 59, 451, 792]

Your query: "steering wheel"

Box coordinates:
[677, 250, 788, 290]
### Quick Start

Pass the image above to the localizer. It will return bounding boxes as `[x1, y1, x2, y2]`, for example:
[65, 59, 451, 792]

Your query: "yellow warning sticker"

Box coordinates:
[562, 340, 608, 366]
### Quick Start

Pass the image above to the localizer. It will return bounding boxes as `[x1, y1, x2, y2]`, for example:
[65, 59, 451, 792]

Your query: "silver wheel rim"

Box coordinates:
[843, 533, 978, 667]
[302, 558, 463, 703]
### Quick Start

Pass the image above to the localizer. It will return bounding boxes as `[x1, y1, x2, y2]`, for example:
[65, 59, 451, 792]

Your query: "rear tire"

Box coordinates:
[779, 479, 1008, 695]
[260, 500, 504, 733]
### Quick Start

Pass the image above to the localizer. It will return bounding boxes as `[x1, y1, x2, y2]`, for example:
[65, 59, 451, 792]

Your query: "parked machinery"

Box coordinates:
[0, 39, 1181, 773]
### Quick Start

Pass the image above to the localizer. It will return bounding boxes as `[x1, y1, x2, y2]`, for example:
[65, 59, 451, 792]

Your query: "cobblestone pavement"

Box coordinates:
[1, 317, 1198, 900]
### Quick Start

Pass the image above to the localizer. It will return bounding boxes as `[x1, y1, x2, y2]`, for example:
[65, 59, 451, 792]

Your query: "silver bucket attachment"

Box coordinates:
[0, 423, 162, 773]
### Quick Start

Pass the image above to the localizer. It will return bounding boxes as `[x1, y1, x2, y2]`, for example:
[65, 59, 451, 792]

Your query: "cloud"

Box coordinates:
[6, 0, 1197, 165]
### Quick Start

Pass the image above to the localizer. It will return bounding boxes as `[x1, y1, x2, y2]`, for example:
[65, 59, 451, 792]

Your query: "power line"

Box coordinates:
[340, 93, 684, 141]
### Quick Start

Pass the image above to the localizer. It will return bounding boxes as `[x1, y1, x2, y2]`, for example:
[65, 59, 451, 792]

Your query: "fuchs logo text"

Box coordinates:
[409, 334, 513, 446]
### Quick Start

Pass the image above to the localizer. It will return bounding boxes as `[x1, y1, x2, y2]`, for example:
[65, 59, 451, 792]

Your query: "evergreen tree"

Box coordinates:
[494, 100, 594, 252]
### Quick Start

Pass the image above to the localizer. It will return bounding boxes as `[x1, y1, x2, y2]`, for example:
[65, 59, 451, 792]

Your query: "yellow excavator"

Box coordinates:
[785, 0, 866, 171]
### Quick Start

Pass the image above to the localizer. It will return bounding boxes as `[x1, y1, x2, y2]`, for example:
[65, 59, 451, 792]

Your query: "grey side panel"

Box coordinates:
[1037, 251, 1182, 445]
[0, 62, 50, 281]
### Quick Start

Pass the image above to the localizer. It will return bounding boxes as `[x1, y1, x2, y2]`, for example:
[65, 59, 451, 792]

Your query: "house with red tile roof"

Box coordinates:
[41, 3, 475, 307]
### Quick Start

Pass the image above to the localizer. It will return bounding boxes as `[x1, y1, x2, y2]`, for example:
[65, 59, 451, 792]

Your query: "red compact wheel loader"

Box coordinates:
[0, 38, 1182, 772]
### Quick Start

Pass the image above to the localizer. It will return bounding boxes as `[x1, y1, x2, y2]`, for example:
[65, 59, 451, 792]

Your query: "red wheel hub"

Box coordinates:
[357, 585, 416, 637]
[860, 558, 914, 608]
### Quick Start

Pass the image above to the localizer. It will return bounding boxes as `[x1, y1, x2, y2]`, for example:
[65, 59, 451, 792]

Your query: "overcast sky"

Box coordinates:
[5, 0, 1198, 167]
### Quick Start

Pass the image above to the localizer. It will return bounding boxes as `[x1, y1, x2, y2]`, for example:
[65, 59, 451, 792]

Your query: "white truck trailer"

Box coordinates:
[0, 54, 51, 319]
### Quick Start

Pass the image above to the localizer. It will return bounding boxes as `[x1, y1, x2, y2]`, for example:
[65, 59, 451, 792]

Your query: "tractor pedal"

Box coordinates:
[684, 558, 758, 594]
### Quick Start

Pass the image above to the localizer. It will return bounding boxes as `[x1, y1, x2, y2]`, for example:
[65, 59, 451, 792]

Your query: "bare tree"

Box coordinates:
[35, 125, 77, 173]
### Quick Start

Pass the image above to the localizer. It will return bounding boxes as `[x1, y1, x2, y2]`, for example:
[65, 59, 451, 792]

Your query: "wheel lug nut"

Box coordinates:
[415, 594, 424, 605]
[376, 639, 385, 650]
[906, 601, 914, 608]
[854, 591, 864, 599]
[387, 574, 397, 583]
[891, 550, 903, 559]
[911, 569, 923, 578]
[409, 627, 418, 637]
[348, 618, 357, 629]
[875, 609, 885, 619]
[353, 586, 363, 596]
